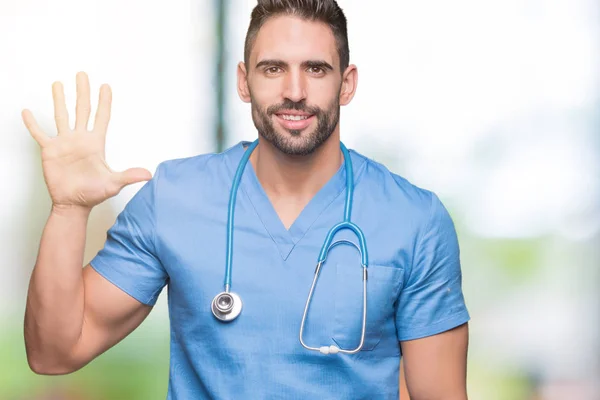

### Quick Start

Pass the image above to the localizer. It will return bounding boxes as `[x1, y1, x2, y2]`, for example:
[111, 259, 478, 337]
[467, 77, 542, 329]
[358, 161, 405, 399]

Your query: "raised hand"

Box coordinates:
[22, 72, 152, 210]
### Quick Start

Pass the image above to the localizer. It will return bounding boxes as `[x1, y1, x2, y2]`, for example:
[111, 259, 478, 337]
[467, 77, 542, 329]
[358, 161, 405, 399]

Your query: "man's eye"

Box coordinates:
[309, 67, 324, 74]
[265, 67, 281, 74]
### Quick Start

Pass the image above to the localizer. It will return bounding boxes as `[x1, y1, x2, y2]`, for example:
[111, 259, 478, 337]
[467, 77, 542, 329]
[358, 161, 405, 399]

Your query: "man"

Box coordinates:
[22, 0, 470, 398]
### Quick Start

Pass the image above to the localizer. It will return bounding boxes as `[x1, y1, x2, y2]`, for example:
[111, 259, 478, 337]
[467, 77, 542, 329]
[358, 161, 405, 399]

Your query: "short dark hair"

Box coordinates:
[244, 0, 350, 72]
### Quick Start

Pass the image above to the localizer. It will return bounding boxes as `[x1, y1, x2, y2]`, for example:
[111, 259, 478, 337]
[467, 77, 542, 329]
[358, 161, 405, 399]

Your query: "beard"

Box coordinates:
[250, 94, 340, 156]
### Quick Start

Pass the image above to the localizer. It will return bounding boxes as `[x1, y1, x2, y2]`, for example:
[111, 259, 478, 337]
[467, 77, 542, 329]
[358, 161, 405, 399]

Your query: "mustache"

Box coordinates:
[266, 100, 321, 116]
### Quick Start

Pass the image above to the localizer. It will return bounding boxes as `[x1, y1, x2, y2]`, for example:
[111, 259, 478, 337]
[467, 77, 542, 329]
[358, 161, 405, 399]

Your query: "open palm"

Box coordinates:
[22, 72, 151, 209]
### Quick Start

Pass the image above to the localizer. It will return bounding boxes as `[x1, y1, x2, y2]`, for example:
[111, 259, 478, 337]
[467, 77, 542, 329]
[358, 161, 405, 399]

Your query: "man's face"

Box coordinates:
[241, 16, 344, 156]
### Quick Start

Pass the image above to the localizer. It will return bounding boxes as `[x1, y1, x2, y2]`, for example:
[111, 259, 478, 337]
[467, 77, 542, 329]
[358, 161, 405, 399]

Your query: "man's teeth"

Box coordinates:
[281, 114, 309, 121]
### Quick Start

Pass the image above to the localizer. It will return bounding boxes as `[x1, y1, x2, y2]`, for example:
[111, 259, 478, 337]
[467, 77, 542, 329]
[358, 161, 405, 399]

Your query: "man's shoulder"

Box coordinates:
[153, 145, 237, 184]
[351, 148, 435, 212]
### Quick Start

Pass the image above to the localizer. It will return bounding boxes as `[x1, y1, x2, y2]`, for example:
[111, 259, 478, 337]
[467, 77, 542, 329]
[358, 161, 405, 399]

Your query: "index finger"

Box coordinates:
[93, 84, 112, 134]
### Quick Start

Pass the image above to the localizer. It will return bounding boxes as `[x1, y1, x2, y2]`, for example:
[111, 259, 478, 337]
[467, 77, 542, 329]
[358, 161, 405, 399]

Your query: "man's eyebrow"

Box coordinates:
[255, 59, 334, 71]
[302, 60, 334, 71]
[255, 59, 288, 69]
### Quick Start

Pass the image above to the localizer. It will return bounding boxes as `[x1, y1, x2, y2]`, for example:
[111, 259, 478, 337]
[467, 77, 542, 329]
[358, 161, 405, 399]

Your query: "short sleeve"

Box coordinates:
[396, 192, 470, 341]
[90, 165, 168, 306]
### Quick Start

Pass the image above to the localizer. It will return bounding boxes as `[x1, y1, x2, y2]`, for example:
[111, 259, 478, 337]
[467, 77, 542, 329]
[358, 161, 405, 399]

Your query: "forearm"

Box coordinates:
[24, 205, 91, 374]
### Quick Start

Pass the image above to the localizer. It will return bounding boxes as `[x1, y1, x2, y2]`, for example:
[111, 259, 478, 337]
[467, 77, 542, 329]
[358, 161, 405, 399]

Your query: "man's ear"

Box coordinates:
[339, 64, 358, 106]
[237, 62, 251, 103]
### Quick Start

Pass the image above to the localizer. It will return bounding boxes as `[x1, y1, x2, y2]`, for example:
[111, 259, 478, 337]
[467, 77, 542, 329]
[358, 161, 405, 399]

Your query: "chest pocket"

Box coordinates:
[332, 263, 404, 351]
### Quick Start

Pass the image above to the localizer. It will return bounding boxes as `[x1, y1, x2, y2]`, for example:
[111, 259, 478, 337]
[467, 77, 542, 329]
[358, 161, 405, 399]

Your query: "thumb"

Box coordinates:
[114, 167, 152, 187]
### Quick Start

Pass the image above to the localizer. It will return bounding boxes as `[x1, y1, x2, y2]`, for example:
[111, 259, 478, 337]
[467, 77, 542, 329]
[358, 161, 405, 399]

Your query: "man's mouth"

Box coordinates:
[274, 111, 315, 130]
[279, 114, 310, 121]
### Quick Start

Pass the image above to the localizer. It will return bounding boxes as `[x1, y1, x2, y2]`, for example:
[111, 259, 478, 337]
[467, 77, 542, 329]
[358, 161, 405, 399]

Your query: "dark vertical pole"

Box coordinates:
[215, 0, 227, 153]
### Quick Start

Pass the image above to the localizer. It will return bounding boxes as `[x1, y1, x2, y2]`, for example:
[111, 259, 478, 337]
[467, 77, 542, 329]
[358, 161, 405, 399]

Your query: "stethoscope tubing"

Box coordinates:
[215, 139, 369, 354]
[223, 139, 259, 292]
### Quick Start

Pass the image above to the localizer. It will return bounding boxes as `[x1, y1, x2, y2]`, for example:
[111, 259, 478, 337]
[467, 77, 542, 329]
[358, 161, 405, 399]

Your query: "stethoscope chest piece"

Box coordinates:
[211, 291, 243, 322]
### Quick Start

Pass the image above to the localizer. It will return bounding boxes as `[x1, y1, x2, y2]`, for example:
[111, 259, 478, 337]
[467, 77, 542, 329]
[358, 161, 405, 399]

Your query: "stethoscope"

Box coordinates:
[211, 139, 369, 355]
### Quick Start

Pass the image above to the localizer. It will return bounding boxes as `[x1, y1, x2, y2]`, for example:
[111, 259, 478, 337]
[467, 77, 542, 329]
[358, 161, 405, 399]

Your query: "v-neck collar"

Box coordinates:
[223, 141, 366, 261]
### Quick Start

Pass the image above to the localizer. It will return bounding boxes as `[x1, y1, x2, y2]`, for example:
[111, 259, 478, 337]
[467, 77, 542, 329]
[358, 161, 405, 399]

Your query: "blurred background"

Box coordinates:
[1, 0, 598, 399]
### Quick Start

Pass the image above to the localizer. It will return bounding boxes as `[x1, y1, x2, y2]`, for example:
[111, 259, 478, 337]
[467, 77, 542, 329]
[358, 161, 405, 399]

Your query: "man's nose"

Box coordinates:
[282, 70, 307, 103]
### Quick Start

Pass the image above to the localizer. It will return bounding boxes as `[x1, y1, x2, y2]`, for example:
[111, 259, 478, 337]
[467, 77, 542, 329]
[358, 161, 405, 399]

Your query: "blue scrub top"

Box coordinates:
[91, 141, 470, 400]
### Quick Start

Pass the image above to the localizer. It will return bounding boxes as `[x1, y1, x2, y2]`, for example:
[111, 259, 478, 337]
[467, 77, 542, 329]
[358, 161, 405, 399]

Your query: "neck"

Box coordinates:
[249, 132, 342, 201]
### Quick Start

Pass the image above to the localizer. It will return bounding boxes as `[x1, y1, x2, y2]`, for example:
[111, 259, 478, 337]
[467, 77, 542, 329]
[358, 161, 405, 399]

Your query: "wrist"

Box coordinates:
[50, 204, 92, 219]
